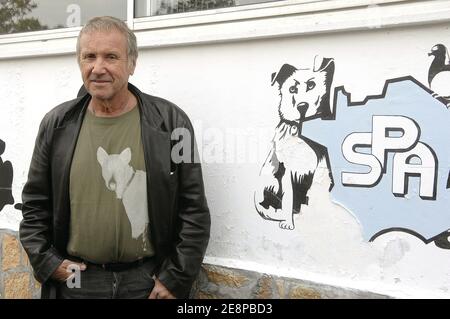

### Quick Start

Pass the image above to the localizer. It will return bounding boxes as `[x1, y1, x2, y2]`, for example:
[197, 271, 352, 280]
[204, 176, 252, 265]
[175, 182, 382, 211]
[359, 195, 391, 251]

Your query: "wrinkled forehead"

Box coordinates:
[80, 29, 127, 50]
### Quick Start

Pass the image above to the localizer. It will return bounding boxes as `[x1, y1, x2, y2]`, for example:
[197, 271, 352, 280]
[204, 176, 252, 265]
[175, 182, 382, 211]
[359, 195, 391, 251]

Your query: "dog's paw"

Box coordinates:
[279, 220, 295, 230]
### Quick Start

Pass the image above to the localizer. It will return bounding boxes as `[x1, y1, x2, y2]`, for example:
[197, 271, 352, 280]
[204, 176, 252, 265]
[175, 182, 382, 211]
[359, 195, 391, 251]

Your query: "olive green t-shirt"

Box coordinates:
[68, 105, 154, 264]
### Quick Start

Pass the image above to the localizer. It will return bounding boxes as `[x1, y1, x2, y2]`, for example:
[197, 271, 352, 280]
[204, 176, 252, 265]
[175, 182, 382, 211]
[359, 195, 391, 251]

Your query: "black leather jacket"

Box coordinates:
[19, 83, 211, 298]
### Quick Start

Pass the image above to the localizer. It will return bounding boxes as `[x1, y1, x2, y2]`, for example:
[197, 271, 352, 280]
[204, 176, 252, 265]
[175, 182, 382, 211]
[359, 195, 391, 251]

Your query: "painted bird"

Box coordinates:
[428, 44, 450, 107]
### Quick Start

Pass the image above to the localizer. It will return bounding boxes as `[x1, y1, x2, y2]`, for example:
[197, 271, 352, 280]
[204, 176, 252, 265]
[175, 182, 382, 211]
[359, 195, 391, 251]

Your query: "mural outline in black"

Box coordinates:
[333, 75, 449, 248]
[428, 43, 450, 108]
[427, 43, 450, 247]
[254, 46, 450, 249]
[254, 56, 335, 230]
[371, 227, 450, 250]
[0, 139, 14, 212]
[428, 45, 450, 249]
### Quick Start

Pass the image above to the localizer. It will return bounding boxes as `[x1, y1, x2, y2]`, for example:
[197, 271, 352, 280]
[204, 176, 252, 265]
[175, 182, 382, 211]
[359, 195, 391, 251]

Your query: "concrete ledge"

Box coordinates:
[0, 229, 389, 299]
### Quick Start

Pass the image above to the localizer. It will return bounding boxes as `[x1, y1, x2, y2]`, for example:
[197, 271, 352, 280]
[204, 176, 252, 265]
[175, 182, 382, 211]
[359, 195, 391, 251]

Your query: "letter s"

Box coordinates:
[342, 132, 382, 187]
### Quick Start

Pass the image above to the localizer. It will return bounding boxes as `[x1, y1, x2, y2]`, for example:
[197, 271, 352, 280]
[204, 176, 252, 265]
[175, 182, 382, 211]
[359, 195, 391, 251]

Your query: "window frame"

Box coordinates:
[0, 0, 449, 60]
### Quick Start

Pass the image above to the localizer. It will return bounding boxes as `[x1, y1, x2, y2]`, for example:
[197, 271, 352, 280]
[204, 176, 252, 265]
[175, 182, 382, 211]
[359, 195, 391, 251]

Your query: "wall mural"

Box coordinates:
[0, 139, 14, 211]
[255, 44, 450, 250]
[255, 56, 334, 230]
[428, 44, 450, 108]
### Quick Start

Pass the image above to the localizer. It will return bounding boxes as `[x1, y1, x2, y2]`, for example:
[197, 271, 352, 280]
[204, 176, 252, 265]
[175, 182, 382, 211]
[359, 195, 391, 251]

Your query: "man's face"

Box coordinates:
[79, 29, 135, 101]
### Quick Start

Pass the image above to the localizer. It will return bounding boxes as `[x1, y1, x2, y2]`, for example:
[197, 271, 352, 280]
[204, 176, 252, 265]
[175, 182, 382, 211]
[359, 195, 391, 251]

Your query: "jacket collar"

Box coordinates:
[74, 83, 164, 130]
[129, 83, 165, 130]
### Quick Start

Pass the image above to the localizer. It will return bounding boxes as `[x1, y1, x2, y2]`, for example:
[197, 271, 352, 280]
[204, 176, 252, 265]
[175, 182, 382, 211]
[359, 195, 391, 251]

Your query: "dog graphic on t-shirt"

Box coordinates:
[97, 147, 148, 239]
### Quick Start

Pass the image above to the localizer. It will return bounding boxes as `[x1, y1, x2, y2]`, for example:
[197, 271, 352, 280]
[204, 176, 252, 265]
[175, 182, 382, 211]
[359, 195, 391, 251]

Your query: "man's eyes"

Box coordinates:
[83, 54, 96, 60]
[82, 54, 119, 60]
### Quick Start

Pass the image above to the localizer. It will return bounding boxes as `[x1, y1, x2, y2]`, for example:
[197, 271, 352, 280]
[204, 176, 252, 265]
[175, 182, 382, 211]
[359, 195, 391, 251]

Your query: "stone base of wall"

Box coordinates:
[0, 229, 41, 299]
[191, 264, 390, 299]
[0, 229, 388, 299]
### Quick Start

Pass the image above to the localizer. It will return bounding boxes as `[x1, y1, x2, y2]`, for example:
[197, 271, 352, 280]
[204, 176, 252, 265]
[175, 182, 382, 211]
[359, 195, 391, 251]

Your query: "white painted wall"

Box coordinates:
[1, 8, 449, 298]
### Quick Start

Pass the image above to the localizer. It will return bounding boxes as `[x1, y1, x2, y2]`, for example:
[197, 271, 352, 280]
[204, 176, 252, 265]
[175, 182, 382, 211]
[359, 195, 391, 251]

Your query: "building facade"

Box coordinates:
[1, 0, 450, 298]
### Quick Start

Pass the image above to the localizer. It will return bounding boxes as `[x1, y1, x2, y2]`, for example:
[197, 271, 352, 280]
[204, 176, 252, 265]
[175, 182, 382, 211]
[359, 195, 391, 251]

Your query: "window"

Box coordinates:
[1, 0, 447, 60]
[0, 0, 284, 35]
[0, 0, 127, 35]
[134, 0, 281, 17]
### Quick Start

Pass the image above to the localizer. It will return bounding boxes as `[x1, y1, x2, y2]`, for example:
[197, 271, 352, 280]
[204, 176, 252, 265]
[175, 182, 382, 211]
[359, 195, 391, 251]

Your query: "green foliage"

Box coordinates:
[0, 0, 47, 34]
[156, 0, 236, 15]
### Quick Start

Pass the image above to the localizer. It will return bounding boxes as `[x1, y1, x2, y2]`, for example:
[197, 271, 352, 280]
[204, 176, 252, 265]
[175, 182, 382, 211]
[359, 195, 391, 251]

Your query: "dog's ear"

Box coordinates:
[271, 64, 297, 87]
[313, 56, 335, 74]
[97, 147, 108, 166]
[119, 148, 132, 164]
[314, 56, 335, 119]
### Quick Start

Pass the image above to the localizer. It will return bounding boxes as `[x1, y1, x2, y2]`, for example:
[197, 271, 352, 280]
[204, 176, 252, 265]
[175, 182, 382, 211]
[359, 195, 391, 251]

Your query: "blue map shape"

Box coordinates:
[302, 76, 450, 241]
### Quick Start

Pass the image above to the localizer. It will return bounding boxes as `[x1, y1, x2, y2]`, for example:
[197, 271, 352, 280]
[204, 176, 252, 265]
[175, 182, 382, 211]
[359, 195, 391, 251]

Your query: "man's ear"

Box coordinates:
[271, 64, 297, 88]
[129, 61, 136, 76]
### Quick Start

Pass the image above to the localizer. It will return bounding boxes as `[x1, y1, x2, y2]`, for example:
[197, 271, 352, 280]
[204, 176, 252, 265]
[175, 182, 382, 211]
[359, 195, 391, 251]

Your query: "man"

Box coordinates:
[19, 16, 210, 299]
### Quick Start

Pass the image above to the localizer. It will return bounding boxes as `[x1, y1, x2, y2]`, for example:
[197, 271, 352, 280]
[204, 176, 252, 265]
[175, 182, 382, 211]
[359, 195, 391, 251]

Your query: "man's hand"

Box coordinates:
[51, 259, 87, 282]
[148, 277, 176, 299]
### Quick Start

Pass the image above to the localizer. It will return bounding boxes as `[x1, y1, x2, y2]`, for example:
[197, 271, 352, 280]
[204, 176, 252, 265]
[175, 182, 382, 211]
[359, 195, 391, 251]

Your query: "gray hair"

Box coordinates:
[76, 16, 138, 68]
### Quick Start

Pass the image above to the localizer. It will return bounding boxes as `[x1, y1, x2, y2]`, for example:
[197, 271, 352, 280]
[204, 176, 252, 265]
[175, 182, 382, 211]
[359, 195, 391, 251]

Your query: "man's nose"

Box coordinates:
[91, 58, 106, 74]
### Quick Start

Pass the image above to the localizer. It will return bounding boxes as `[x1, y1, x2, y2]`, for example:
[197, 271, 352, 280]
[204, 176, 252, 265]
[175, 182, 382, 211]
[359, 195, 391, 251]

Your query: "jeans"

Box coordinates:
[57, 258, 156, 299]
